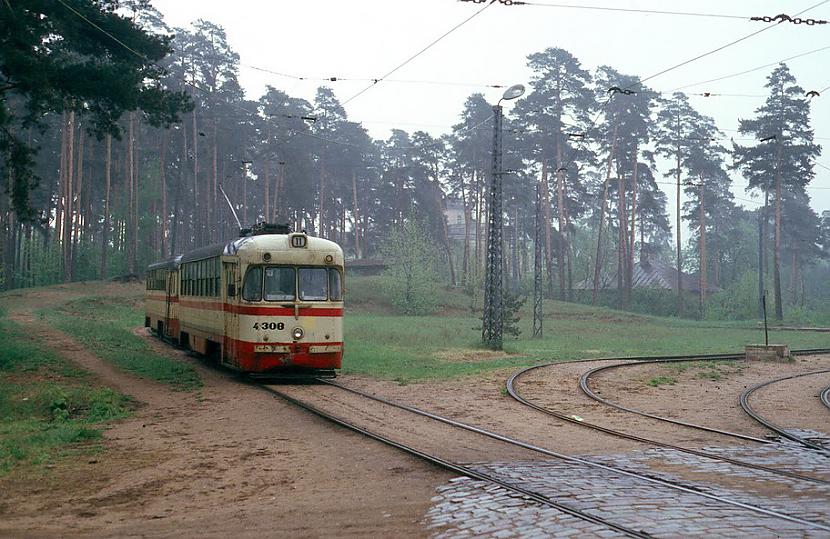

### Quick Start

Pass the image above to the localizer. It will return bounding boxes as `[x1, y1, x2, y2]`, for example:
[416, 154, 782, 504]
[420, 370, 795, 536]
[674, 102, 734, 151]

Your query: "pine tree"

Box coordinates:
[732, 64, 821, 320]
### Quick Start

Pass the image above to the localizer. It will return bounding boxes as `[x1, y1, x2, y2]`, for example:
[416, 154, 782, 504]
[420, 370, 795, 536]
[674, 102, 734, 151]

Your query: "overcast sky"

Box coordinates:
[152, 0, 830, 232]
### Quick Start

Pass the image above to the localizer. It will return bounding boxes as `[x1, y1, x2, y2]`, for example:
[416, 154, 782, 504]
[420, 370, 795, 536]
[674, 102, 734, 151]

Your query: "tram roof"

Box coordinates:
[178, 234, 343, 264]
[147, 255, 181, 271]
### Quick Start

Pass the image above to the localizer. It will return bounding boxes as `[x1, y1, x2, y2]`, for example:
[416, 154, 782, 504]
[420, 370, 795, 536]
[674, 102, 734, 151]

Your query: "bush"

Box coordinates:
[379, 219, 442, 315]
[705, 270, 766, 321]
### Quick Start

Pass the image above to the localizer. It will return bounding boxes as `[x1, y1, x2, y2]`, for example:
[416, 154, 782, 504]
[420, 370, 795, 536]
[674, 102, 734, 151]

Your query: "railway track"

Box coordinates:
[739, 369, 830, 454]
[507, 360, 830, 485]
[259, 378, 830, 536]
[578, 348, 830, 445]
[260, 383, 652, 538]
[822, 384, 830, 411]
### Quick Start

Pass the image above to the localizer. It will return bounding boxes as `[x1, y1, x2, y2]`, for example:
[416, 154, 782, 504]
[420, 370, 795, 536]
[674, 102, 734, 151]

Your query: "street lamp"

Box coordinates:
[482, 84, 525, 350]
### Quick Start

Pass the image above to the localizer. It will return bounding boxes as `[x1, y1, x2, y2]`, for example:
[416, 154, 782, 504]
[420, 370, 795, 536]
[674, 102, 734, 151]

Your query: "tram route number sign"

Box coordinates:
[253, 322, 285, 330]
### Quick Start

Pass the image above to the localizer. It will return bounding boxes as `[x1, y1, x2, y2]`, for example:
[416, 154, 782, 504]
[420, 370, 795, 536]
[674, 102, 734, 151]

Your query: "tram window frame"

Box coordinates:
[328, 268, 343, 301]
[298, 267, 328, 301]
[264, 266, 296, 302]
[242, 266, 263, 302]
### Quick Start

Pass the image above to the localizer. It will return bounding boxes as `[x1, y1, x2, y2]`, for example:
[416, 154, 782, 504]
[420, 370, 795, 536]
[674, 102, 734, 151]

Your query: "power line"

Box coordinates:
[557, 0, 828, 177]
[242, 63, 509, 90]
[638, 0, 828, 88]
[341, 1, 494, 106]
[672, 44, 830, 92]
[520, 1, 749, 20]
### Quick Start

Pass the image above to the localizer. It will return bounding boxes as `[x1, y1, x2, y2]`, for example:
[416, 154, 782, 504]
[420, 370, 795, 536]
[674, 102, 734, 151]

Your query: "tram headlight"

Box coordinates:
[292, 327, 304, 340]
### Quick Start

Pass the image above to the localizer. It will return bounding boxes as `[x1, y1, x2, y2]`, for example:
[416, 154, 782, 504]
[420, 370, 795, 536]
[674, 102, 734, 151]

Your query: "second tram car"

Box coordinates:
[145, 223, 344, 377]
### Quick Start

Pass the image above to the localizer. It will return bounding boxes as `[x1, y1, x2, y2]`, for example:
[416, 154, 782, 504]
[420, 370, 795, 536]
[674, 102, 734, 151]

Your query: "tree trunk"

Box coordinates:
[675, 143, 682, 317]
[211, 120, 217, 242]
[351, 170, 360, 258]
[475, 179, 482, 277]
[126, 112, 136, 275]
[274, 162, 285, 222]
[132, 113, 139, 269]
[593, 123, 617, 304]
[555, 144, 566, 300]
[698, 177, 707, 317]
[460, 177, 470, 287]
[617, 164, 627, 307]
[160, 130, 168, 258]
[773, 141, 783, 321]
[191, 108, 199, 244]
[318, 156, 326, 237]
[264, 160, 270, 226]
[790, 250, 797, 305]
[72, 125, 85, 280]
[628, 142, 638, 301]
[63, 111, 75, 283]
[101, 135, 112, 278]
[540, 160, 554, 298]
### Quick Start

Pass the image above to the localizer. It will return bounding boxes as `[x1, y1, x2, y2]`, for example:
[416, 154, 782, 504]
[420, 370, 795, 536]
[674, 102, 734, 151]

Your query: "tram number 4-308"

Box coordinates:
[253, 322, 284, 330]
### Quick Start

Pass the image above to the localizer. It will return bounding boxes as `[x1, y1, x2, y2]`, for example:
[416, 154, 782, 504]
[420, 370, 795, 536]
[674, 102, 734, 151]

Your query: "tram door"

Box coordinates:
[223, 261, 240, 366]
[164, 271, 174, 337]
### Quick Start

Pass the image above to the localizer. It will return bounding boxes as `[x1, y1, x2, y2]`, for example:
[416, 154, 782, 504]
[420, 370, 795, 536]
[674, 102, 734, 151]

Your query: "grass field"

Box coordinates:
[0, 310, 132, 474]
[343, 276, 830, 382]
[3, 277, 827, 388]
[40, 296, 202, 391]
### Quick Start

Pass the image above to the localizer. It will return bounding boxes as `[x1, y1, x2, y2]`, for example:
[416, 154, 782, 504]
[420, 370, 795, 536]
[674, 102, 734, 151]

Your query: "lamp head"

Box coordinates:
[501, 84, 525, 102]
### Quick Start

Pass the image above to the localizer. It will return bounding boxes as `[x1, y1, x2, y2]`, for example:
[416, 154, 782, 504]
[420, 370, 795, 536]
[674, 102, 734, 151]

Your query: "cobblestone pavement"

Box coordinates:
[426, 433, 830, 538]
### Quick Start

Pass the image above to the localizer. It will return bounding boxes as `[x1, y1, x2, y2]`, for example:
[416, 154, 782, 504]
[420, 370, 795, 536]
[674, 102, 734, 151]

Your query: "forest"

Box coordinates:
[2, 1, 829, 322]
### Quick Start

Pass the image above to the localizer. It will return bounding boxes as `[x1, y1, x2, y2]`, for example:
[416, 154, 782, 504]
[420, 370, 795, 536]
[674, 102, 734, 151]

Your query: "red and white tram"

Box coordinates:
[145, 224, 344, 377]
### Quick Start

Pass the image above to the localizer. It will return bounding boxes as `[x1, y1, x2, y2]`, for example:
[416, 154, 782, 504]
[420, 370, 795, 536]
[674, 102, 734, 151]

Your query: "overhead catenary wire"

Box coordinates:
[557, 0, 829, 180]
[519, 1, 750, 20]
[672, 44, 830, 92]
[243, 64, 508, 90]
[54, 0, 830, 187]
[341, 1, 494, 106]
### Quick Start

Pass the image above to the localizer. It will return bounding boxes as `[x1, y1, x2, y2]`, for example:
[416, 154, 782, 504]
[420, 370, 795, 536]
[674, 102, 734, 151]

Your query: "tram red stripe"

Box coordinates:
[146, 294, 179, 302]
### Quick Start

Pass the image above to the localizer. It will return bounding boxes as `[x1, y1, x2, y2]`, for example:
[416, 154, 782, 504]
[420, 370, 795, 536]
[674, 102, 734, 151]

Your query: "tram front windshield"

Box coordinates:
[242, 265, 342, 302]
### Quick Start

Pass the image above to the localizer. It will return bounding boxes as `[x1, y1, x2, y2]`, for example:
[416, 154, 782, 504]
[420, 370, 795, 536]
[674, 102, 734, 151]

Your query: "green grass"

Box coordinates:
[40, 296, 201, 391]
[342, 276, 830, 382]
[0, 313, 132, 474]
[647, 376, 677, 387]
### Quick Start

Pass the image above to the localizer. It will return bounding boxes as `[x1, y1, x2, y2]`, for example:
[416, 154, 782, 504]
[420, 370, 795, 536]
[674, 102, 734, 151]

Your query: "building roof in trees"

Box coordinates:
[575, 258, 721, 293]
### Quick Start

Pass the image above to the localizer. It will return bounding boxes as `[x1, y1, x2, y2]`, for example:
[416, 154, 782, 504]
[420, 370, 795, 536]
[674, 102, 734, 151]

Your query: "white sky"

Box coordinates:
[152, 0, 830, 234]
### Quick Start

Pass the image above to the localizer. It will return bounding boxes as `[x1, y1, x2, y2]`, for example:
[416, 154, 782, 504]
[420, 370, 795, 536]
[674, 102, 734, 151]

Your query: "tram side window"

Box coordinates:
[329, 269, 342, 301]
[264, 267, 295, 301]
[299, 268, 328, 301]
[242, 266, 263, 301]
[198, 260, 204, 296]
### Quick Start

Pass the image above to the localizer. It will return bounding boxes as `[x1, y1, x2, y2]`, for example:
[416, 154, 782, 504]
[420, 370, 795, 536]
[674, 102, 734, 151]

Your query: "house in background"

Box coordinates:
[445, 201, 469, 241]
[576, 251, 721, 295]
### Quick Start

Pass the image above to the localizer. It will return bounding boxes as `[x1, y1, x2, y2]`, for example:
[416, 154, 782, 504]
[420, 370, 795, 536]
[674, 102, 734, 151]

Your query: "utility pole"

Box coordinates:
[533, 183, 543, 337]
[758, 208, 765, 320]
[482, 102, 504, 349]
[482, 84, 524, 350]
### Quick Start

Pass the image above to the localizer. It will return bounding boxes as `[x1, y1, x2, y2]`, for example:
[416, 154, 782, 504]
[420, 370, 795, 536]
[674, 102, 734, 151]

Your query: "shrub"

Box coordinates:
[379, 219, 441, 315]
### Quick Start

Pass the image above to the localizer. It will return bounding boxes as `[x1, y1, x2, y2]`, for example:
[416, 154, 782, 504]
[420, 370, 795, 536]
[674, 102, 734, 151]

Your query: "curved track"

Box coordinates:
[822, 384, 830, 411]
[260, 383, 651, 538]
[578, 348, 830, 444]
[739, 369, 830, 454]
[259, 379, 830, 535]
[507, 362, 830, 485]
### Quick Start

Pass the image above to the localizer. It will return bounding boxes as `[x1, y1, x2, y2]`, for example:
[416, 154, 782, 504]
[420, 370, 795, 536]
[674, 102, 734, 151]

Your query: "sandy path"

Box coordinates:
[0, 287, 448, 538]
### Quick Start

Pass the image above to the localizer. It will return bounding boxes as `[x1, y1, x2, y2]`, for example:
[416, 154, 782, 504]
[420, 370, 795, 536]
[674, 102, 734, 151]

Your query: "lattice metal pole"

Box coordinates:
[533, 182, 543, 338]
[482, 104, 504, 350]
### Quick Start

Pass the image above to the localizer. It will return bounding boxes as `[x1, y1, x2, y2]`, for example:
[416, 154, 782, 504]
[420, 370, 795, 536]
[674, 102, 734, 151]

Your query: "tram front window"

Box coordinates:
[329, 269, 342, 301]
[265, 267, 296, 301]
[242, 266, 262, 302]
[299, 268, 328, 301]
